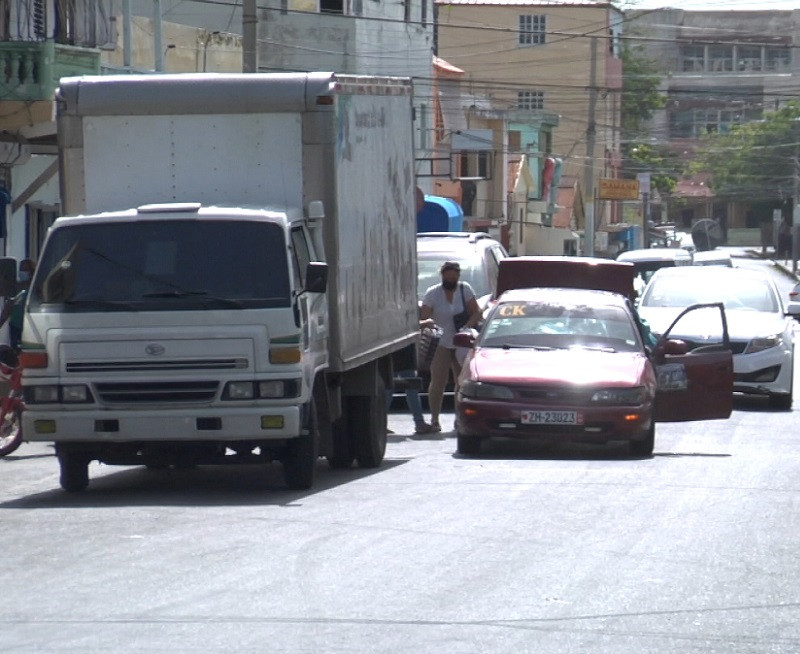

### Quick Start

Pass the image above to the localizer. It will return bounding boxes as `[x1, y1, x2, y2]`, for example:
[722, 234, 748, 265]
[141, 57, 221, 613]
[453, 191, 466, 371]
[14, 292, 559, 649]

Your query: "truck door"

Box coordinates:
[653, 302, 733, 422]
[291, 227, 328, 361]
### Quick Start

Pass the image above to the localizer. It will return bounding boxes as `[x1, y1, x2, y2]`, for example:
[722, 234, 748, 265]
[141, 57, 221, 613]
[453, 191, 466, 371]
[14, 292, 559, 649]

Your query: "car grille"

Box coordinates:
[515, 387, 594, 403]
[94, 381, 220, 404]
[67, 358, 248, 373]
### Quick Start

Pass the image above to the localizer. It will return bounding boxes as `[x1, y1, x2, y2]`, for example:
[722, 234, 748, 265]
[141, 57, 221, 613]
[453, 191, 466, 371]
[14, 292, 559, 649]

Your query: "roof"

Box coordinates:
[433, 56, 465, 75]
[435, 0, 613, 6]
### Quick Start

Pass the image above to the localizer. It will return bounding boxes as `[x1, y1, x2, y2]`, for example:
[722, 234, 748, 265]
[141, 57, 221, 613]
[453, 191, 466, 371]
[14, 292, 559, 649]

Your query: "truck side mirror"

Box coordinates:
[0, 257, 18, 297]
[304, 262, 328, 294]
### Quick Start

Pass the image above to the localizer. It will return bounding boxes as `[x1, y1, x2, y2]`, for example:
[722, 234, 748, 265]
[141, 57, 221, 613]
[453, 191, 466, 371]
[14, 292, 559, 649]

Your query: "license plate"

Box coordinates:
[520, 410, 582, 425]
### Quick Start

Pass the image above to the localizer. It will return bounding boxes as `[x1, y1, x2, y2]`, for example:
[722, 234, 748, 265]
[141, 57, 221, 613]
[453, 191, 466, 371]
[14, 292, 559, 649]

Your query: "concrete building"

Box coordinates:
[626, 8, 800, 241]
[435, 0, 624, 246]
[0, 0, 243, 262]
[255, 0, 437, 193]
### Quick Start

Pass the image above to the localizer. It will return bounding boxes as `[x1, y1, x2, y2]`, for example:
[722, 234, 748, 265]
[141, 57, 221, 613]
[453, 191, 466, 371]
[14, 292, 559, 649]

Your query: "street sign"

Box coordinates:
[598, 178, 639, 201]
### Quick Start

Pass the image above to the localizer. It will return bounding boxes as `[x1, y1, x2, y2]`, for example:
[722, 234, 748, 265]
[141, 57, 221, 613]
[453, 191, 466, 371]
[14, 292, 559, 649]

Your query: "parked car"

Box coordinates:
[453, 261, 734, 458]
[616, 247, 692, 296]
[417, 232, 508, 311]
[638, 266, 797, 409]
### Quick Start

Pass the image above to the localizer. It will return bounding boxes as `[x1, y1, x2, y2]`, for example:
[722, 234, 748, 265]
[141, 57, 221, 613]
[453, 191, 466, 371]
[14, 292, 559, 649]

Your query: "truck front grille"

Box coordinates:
[67, 358, 248, 373]
[94, 381, 220, 404]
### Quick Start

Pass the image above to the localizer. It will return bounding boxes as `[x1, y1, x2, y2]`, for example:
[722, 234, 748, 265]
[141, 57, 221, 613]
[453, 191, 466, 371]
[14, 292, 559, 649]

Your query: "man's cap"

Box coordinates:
[440, 261, 461, 273]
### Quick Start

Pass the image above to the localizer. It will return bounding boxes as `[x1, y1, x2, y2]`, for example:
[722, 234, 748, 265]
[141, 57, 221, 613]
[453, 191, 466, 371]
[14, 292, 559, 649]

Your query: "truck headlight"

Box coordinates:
[590, 387, 647, 405]
[223, 380, 300, 400]
[744, 334, 782, 355]
[25, 384, 93, 404]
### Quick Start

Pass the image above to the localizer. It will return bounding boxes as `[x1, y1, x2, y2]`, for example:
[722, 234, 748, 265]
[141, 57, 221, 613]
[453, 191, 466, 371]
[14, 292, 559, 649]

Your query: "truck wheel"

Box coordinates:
[326, 416, 354, 469]
[629, 423, 655, 458]
[57, 449, 90, 492]
[350, 376, 387, 468]
[283, 400, 318, 490]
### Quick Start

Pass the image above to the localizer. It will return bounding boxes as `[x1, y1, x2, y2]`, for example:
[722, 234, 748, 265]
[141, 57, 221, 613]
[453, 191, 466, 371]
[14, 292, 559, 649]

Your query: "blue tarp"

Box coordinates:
[417, 195, 464, 233]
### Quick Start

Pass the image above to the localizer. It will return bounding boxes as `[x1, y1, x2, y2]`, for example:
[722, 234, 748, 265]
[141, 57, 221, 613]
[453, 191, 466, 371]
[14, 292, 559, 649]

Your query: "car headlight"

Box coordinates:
[744, 334, 782, 355]
[590, 386, 648, 405]
[459, 380, 514, 400]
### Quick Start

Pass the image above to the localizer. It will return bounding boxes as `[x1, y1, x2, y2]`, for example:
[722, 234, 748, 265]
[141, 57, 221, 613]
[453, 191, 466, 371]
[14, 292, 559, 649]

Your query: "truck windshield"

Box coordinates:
[28, 219, 292, 312]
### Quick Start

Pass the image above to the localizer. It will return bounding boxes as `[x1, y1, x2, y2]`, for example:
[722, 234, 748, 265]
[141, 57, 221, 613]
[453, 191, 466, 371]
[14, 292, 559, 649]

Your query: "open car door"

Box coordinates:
[652, 302, 733, 422]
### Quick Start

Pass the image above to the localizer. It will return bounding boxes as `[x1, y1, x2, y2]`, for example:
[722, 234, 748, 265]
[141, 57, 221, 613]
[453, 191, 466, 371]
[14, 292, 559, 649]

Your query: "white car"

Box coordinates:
[638, 266, 796, 410]
[616, 247, 693, 296]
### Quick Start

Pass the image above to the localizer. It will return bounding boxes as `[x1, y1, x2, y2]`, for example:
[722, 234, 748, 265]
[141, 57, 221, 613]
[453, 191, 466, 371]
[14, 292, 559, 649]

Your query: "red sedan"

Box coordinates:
[454, 286, 733, 457]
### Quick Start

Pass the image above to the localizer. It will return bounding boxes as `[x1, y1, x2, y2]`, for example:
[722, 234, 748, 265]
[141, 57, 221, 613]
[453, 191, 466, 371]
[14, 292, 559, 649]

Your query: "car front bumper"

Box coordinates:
[456, 397, 653, 444]
[732, 345, 793, 396]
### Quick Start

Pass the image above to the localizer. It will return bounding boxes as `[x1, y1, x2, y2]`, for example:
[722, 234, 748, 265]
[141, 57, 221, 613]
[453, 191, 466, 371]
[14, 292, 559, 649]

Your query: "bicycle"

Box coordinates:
[0, 344, 23, 457]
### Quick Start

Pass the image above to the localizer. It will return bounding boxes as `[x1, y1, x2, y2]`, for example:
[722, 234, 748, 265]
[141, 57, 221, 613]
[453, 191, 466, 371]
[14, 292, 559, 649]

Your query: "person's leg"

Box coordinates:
[395, 369, 428, 428]
[427, 346, 451, 430]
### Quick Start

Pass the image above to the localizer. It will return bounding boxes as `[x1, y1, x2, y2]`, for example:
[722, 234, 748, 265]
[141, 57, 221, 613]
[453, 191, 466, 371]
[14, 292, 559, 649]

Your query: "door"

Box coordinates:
[653, 302, 733, 422]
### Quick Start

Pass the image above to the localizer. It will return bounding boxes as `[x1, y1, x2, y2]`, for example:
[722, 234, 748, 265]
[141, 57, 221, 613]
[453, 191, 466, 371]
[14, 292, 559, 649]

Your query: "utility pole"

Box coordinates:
[243, 0, 258, 73]
[153, 0, 164, 71]
[793, 141, 799, 275]
[583, 36, 598, 257]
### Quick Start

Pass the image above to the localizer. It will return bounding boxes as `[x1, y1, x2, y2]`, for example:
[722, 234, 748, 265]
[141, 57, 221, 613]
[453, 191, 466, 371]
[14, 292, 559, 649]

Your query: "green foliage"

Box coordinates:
[690, 102, 800, 202]
[621, 45, 676, 196]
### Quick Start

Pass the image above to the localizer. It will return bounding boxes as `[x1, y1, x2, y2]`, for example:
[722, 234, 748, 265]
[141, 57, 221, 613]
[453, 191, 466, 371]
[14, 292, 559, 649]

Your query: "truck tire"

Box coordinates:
[326, 416, 354, 469]
[57, 448, 90, 492]
[283, 400, 318, 490]
[350, 375, 387, 468]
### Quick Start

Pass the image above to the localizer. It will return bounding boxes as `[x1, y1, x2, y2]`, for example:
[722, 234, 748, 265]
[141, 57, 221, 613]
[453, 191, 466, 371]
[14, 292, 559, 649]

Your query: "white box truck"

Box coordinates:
[20, 72, 419, 491]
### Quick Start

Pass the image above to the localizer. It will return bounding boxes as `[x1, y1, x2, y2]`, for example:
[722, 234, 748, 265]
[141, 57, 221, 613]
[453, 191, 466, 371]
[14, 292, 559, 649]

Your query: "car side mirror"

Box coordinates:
[786, 304, 800, 319]
[0, 257, 18, 297]
[304, 262, 328, 294]
[453, 330, 477, 348]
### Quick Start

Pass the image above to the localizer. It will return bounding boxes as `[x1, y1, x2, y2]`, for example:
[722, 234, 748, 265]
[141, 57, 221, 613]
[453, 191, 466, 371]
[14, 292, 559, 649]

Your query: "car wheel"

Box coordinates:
[629, 423, 655, 458]
[768, 392, 793, 411]
[457, 433, 482, 456]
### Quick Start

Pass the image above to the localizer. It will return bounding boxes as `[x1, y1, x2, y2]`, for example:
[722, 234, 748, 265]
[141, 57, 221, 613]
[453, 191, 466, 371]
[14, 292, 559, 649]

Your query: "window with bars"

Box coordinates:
[518, 90, 544, 111]
[681, 45, 705, 72]
[519, 15, 545, 46]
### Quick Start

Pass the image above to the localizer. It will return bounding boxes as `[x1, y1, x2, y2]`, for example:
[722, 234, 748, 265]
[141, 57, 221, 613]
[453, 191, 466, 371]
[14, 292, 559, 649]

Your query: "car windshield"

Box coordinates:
[640, 274, 779, 313]
[28, 219, 292, 312]
[417, 254, 490, 299]
[480, 300, 641, 352]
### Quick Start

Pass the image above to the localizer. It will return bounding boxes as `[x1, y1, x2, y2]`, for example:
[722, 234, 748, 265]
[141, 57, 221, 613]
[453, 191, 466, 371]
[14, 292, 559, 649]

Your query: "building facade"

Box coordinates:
[627, 8, 800, 239]
[435, 0, 624, 246]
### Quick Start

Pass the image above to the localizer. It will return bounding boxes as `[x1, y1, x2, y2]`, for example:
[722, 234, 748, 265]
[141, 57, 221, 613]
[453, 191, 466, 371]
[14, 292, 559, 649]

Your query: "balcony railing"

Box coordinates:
[0, 41, 100, 101]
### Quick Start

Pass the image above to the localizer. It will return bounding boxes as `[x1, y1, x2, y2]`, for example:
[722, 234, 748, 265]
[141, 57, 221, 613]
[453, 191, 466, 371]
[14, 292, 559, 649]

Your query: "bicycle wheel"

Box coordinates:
[0, 408, 22, 457]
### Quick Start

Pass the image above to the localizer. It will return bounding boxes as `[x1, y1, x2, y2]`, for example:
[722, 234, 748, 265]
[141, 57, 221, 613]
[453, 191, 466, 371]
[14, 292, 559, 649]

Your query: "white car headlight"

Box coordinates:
[744, 334, 782, 355]
[459, 380, 514, 400]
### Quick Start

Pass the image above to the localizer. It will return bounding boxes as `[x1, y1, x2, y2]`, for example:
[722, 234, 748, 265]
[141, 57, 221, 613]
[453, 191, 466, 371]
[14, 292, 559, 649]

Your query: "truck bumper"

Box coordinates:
[23, 405, 302, 443]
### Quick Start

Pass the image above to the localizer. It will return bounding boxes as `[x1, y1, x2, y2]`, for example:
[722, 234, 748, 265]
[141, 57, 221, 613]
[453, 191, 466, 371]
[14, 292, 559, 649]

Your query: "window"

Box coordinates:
[291, 227, 312, 290]
[320, 0, 343, 14]
[737, 45, 762, 72]
[453, 151, 492, 180]
[418, 103, 428, 150]
[404, 0, 411, 22]
[420, 0, 427, 26]
[765, 47, 791, 72]
[681, 45, 705, 72]
[519, 14, 545, 46]
[517, 90, 543, 111]
[709, 45, 733, 72]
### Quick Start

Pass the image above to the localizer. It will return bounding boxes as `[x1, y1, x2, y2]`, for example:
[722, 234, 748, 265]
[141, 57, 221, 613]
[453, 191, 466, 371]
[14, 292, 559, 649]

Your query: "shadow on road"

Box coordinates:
[0, 457, 410, 509]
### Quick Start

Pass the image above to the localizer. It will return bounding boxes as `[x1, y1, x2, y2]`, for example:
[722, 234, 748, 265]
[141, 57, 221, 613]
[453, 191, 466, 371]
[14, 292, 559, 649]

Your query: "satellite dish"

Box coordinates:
[691, 219, 724, 251]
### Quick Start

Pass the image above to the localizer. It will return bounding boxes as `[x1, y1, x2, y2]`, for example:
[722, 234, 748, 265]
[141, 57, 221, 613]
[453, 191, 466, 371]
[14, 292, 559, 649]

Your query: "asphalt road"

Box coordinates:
[1, 250, 799, 654]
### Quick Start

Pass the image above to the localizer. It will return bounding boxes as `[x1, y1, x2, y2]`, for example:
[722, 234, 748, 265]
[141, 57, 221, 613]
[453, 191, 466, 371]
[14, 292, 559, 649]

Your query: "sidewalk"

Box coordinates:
[744, 247, 799, 281]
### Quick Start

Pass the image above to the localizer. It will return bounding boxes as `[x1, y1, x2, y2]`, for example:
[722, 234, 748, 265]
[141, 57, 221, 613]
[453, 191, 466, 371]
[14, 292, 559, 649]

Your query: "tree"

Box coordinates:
[620, 45, 676, 195]
[690, 102, 800, 203]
